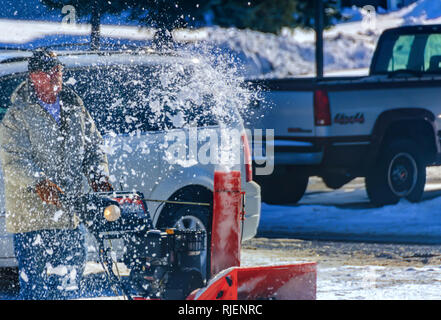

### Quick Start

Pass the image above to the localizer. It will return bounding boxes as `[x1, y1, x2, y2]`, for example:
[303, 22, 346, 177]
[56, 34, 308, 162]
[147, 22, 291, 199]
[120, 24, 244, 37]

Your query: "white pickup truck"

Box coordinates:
[248, 24, 441, 206]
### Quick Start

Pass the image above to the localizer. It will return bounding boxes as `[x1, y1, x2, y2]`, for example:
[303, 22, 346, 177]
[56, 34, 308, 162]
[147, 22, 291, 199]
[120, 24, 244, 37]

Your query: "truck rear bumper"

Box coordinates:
[262, 136, 372, 171]
[273, 151, 323, 165]
[254, 139, 324, 166]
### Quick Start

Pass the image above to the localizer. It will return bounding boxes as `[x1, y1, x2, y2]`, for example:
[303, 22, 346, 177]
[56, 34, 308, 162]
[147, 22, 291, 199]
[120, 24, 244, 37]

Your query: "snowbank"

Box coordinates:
[3, 0, 441, 78]
[259, 195, 441, 244]
[176, 0, 441, 78]
[403, 0, 441, 23]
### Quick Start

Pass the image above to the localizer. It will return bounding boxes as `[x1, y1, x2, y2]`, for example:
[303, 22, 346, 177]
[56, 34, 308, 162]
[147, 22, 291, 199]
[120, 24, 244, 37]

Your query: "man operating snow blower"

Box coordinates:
[0, 49, 113, 300]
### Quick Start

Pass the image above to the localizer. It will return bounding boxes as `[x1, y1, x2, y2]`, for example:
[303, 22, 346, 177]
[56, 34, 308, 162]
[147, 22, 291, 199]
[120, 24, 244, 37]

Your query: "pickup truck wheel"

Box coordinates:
[259, 174, 308, 205]
[365, 140, 426, 205]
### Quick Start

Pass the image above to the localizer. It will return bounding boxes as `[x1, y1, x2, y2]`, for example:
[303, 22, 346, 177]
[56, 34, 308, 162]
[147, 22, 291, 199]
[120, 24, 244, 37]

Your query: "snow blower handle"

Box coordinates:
[58, 192, 119, 232]
[57, 191, 207, 300]
[58, 191, 154, 236]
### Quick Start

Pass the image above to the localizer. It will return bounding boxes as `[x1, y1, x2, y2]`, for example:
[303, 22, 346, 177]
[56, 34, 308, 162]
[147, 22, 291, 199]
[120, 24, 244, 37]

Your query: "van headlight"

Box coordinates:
[104, 204, 121, 222]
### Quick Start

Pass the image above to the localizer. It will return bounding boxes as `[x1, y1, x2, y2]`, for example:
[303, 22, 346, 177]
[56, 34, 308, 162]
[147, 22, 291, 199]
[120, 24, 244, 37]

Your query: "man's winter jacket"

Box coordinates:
[0, 80, 109, 233]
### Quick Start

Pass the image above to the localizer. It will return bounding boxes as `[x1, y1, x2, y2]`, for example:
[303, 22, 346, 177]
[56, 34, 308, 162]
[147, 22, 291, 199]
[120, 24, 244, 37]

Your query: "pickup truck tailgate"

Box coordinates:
[249, 78, 316, 138]
[247, 78, 320, 166]
[255, 90, 315, 138]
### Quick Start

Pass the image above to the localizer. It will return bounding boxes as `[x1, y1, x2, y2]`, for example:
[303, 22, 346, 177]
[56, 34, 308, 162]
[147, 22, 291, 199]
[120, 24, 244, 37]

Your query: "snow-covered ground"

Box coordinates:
[316, 265, 441, 299]
[259, 187, 441, 245]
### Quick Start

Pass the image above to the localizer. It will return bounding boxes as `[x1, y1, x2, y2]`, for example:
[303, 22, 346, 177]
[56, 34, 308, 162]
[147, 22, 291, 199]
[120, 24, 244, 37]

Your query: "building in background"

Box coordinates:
[340, 0, 417, 10]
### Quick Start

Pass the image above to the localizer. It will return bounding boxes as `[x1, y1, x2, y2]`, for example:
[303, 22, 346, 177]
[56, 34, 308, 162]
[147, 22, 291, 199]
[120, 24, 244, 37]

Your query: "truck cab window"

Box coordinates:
[387, 35, 415, 72]
[373, 32, 441, 75]
[424, 34, 441, 72]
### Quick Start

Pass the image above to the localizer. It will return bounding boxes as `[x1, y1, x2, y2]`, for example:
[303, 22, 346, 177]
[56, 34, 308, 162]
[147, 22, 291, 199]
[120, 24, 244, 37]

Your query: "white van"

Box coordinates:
[0, 48, 261, 281]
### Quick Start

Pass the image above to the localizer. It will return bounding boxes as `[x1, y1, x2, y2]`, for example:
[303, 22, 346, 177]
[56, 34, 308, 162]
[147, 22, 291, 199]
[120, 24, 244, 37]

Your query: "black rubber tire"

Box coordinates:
[365, 139, 426, 206]
[321, 173, 354, 190]
[156, 187, 212, 283]
[163, 270, 204, 300]
[257, 173, 309, 205]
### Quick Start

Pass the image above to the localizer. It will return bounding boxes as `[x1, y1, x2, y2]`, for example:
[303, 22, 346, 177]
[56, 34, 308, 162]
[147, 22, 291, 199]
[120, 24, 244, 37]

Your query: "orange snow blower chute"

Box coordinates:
[187, 170, 317, 300]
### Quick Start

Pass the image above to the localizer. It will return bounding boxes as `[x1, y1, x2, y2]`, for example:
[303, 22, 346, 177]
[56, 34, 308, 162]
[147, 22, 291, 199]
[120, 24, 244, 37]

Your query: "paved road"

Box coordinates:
[243, 237, 441, 268]
[241, 238, 441, 300]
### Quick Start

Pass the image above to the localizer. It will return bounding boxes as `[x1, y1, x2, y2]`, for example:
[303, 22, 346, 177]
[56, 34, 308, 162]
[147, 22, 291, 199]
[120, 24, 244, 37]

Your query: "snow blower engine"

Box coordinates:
[60, 191, 206, 300]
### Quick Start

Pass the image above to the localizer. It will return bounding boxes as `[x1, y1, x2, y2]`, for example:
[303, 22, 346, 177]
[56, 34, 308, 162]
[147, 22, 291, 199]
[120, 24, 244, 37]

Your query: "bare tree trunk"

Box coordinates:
[315, 0, 324, 79]
[90, 1, 101, 50]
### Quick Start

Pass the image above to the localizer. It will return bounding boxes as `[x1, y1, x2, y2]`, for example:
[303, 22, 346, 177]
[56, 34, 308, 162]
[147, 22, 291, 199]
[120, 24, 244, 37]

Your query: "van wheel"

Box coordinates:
[258, 174, 308, 205]
[156, 187, 212, 283]
[365, 139, 426, 206]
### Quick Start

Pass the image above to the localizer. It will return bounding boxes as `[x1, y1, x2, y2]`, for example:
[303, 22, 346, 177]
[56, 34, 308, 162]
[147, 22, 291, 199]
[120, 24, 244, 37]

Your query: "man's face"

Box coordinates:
[29, 65, 63, 98]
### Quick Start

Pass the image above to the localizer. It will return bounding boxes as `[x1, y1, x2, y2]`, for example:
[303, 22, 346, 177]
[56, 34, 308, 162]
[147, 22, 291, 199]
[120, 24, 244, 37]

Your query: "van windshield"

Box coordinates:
[372, 32, 441, 76]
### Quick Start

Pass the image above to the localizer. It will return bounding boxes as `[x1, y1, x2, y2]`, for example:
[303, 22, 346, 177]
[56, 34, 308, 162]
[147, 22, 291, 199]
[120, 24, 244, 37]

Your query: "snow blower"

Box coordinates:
[61, 170, 316, 300]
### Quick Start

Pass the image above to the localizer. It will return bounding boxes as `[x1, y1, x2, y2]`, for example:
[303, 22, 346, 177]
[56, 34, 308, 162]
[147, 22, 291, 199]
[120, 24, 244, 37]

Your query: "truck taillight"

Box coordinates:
[314, 89, 331, 126]
[241, 132, 252, 182]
